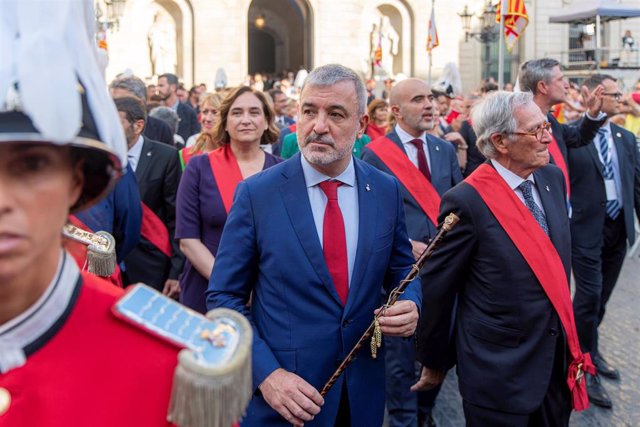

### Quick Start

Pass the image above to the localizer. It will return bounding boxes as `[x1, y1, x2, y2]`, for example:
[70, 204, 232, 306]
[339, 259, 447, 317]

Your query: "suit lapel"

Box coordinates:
[279, 155, 343, 306]
[611, 125, 628, 180]
[534, 170, 564, 250]
[135, 138, 153, 183]
[344, 161, 376, 313]
[425, 134, 442, 181]
[586, 136, 605, 179]
[386, 130, 408, 155]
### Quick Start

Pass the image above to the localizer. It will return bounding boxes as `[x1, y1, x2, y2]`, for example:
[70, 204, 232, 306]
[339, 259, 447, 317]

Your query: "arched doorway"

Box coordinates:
[247, 0, 313, 75]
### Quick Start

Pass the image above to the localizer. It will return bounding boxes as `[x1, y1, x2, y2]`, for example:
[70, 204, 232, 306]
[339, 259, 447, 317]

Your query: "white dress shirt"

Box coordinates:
[127, 135, 145, 172]
[395, 124, 432, 171]
[491, 159, 546, 215]
[300, 155, 359, 286]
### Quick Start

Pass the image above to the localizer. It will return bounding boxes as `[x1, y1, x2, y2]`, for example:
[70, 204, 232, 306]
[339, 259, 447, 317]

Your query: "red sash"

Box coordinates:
[466, 164, 595, 411]
[208, 145, 244, 214]
[547, 134, 570, 196]
[66, 215, 123, 287]
[367, 136, 440, 226]
[140, 203, 172, 258]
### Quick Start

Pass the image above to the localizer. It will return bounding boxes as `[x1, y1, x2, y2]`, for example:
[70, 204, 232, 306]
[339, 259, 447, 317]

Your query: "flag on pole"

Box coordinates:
[496, 0, 529, 52]
[374, 29, 383, 66]
[426, 4, 439, 53]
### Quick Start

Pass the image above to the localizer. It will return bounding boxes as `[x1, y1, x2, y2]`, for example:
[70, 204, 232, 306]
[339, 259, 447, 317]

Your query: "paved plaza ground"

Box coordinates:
[431, 251, 640, 427]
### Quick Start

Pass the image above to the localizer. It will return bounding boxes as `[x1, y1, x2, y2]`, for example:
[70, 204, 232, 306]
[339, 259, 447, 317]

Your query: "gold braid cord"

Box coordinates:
[320, 213, 460, 397]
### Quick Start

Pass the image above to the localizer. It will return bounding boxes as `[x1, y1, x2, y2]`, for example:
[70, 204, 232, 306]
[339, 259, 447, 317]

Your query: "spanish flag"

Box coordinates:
[426, 5, 439, 53]
[496, 0, 529, 52]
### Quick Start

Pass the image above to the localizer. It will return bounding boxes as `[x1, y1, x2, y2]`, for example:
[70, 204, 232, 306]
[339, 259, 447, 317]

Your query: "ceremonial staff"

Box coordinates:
[320, 213, 460, 397]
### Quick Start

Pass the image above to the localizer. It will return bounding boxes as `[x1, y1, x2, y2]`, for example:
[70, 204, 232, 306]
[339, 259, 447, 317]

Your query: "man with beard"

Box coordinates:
[207, 64, 421, 427]
[362, 78, 462, 427]
[156, 73, 200, 142]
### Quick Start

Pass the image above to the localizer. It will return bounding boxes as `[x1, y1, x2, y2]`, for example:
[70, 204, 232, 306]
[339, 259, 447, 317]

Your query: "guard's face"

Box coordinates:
[600, 78, 622, 117]
[297, 81, 366, 176]
[225, 92, 268, 145]
[0, 143, 83, 285]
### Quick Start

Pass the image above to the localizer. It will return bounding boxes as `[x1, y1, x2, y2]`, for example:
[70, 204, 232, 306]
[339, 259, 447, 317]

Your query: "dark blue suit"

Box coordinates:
[569, 123, 640, 356]
[416, 163, 572, 422]
[207, 154, 421, 426]
[362, 130, 462, 426]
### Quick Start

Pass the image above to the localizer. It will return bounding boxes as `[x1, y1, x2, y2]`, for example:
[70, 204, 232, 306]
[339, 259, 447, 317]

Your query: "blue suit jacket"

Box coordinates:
[207, 154, 420, 426]
[361, 130, 463, 242]
[416, 163, 571, 414]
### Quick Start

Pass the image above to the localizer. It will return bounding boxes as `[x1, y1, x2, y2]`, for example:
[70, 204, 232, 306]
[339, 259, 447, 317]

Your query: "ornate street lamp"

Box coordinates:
[459, 1, 500, 79]
[96, 0, 126, 32]
[458, 1, 499, 43]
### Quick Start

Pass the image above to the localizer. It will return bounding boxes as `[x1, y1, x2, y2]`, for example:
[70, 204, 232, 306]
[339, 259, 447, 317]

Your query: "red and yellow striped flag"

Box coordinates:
[426, 5, 439, 53]
[496, 0, 529, 52]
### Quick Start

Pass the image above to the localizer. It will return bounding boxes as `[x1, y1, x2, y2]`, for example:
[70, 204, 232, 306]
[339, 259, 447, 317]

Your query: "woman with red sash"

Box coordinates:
[180, 92, 224, 169]
[176, 86, 282, 313]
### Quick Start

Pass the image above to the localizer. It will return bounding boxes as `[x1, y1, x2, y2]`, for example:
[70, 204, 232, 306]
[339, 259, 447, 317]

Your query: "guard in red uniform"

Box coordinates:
[0, 2, 251, 426]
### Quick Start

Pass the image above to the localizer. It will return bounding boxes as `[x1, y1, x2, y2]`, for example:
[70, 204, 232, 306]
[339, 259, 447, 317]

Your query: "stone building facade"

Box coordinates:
[103, 0, 640, 94]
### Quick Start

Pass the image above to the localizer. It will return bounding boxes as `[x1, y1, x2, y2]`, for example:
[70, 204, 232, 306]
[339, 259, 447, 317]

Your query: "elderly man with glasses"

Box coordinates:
[412, 91, 595, 427]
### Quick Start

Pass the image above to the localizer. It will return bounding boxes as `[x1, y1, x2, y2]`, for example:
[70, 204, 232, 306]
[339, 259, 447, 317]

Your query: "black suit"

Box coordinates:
[124, 137, 184, 291]
[144, 116, 174, 147]
[547, 113, 604, 165]
[569, 123, 640, 355]
[459, 120, 484, 177]
[176, 102, 200, 143]
[416, 163, 572, 424]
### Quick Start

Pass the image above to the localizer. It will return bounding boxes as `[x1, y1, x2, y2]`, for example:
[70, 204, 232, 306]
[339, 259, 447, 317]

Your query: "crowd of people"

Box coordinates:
[2, 2, 640, 425]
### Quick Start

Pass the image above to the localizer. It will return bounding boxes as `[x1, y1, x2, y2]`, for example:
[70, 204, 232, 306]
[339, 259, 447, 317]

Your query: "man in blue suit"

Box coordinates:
[362, 78, 462, 427]
[207, 64, 421, 427]
[569, 74, 640, 408]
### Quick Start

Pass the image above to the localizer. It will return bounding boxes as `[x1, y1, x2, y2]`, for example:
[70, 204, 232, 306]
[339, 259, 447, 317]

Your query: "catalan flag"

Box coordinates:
[426, 5, 439, 53]
[374, 30, 383, 66]
[496, 0, 529, 52]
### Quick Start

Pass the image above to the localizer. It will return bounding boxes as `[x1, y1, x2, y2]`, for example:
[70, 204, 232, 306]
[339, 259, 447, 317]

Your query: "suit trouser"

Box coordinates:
[462, 336, 571, 427]
[385, 335, 439, 427]
[572, 213, 627, 355]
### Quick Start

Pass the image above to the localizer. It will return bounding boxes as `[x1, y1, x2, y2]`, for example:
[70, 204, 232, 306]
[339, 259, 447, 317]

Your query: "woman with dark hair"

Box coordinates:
[175, 86, 282, 313]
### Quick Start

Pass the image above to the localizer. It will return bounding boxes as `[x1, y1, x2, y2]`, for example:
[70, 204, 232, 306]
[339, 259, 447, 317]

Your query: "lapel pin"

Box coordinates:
[616, 132, 622, 138]
[366, 184, 371, 192]
[545, 185, 550, 192]
[435, 146, 440, 151]
[147, 152, 152, 156]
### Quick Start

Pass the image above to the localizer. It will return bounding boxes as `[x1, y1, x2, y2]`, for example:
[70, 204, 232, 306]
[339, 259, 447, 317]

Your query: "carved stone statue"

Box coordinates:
[148, 12, 177, 76]
[369, 14, 400, 78]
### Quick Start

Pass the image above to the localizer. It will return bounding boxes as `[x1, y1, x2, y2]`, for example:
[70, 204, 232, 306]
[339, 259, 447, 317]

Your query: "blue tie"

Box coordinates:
[596, 128, 621, 219]
[519, 181, 549, 236]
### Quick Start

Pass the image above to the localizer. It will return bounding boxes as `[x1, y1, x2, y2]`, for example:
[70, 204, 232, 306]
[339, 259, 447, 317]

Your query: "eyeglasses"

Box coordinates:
[510, 121, 551, 142]
[603, 92, 623, 101]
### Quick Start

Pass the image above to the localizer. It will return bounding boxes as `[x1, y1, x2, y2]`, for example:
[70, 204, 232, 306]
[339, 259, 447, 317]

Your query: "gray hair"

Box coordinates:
[149, 106, 180, 135]
[517, 58, 560, 94]
[110, 76, 147, 101]
[472, 91, 534, 159]
[301, 64, 367, 116]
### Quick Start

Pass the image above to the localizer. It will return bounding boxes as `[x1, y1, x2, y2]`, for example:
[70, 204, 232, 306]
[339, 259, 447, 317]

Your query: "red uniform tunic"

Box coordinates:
[0, 273, 179, 426]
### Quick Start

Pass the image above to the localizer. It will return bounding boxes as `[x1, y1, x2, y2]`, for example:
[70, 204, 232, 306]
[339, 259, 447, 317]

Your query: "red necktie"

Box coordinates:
[319, 180, 349, 305]
[409, 138, 431, 182]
